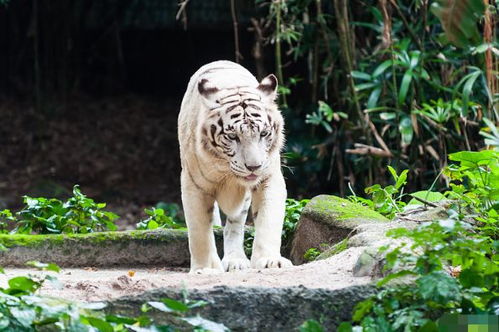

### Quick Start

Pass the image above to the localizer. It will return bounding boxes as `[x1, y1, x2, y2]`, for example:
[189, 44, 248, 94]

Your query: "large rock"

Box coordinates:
[290, 195, 388, 264]
[0, 229, 222, 267]
[106, 285, 377, 331]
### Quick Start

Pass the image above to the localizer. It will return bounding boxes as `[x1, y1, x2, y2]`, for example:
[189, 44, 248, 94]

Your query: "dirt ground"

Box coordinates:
[0, 96, 182, 228]
[1, 247, 371, 302]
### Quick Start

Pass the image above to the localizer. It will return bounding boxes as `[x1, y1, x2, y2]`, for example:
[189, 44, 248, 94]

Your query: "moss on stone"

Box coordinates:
[304, 195, 388, 226]
[0, 229, 190, 249]
[316, 238, 349, 261]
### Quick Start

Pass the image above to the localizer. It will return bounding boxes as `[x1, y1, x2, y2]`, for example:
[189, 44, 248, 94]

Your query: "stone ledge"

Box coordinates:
[0, 229, 223, 267]
[106, 284, 377, 331]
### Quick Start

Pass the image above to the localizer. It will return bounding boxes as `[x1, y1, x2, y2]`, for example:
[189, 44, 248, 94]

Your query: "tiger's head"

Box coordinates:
[197, 74, 283, 184]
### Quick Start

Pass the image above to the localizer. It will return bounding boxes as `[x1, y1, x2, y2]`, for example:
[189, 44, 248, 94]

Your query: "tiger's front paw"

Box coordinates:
[222, 256, 251, 272]
[189, 254, 224, 275]
[251, 256, 293, 269]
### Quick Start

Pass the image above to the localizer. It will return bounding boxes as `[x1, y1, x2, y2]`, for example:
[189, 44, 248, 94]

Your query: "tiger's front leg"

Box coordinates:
[181, 170, 223, 274]
[250, 173, 293, 269]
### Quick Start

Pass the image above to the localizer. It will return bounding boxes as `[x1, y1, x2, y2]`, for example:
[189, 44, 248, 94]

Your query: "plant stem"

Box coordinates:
[274, 0, 287, 107]
[332, 0, 365, 129]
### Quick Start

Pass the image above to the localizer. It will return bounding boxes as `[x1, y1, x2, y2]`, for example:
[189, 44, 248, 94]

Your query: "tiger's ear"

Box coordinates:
[198, 79, 219, 104]
[257, 74, 278, 101]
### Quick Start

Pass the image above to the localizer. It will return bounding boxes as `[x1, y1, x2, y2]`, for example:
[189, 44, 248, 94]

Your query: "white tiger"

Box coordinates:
[178, 60, 293, 274]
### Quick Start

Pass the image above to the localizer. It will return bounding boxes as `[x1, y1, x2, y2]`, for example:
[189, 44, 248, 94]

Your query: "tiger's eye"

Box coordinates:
[260, 130, 269, 137]
[227, 133, 238, 140]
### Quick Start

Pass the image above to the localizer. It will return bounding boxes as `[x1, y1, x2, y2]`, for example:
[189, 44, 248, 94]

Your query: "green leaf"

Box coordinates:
[83, 316, 114, 332]
[419, 320, 439, 332]
[417, 271, 461, 303]
[355, 82, 380, 92]
[353, 299, 374, 322]
[367, 87, 382, 109]
[336, 322, 353, 332]
[9, 307, 37, 327]
[399, 116, 414, 146]
[162, 298, 189, 313]
[8, 276, 38, 292]
[409, 51, 421, 69]
[299, 319, 324, 332]
[398, 69, 413, 105]
[147, 220, 159, 230]
[372, 60, 393, 77]
[449, 150, 497, 166]
[377, 270, 417, 287]
[351, 71, 372, 81]
[461, 70, 481, 116]
[431, 0, 485, 48]
[148, 301, 173, 313]
[395, 170, 408, 189]
[387, 166, 399, 181]
[408, 191, 446, 205]
[105, 314, 138, 325]
[379, 112, 396, 120]
[182, 316, 229, 331]
[26, 261, 61, 272]
[81, 302, 107, 310]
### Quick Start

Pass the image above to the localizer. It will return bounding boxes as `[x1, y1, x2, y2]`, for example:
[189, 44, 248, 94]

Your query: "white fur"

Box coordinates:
[178, 61, 292, 274]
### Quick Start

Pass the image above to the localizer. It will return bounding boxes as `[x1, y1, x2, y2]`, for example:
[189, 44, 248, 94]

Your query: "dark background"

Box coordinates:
[0, 0, 284, 225]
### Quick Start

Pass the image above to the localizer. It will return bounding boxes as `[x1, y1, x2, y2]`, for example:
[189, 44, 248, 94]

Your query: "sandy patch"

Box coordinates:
[0, 247, 372, 302]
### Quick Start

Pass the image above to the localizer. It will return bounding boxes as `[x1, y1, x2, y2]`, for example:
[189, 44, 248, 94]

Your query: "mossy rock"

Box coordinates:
[303, 195, 388, 227]
[0, 229, 223, 268]
[290, 195, 388, 265]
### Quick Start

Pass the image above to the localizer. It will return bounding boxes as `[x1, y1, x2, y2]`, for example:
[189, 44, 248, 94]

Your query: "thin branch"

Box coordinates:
[367, 119, 392, 155]
[176, 0, 190, 30]
[409, 195, 439, 208]
[346, 143, 393, 158]
[249, 18, 266, 79]
[230, 0, 242, 63]
[274, 0, 287, 106]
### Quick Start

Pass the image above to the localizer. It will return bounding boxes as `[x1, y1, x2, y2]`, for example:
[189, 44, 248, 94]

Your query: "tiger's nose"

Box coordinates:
[245, 164, 262, 172]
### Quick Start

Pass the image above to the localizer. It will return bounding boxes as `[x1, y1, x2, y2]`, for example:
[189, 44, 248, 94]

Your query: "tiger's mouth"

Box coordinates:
[244, 174, 258, 181]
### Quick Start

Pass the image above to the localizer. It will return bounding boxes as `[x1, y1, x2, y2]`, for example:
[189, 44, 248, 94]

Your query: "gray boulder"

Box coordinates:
[106, 285, 377, 331]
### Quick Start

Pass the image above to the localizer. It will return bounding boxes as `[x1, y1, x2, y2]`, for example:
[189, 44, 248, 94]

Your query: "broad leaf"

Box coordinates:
[431, 0, 485, 48]
[408, 191, 446, 205]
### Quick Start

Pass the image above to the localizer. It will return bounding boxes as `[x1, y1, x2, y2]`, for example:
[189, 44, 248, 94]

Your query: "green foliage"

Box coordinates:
[0, 262, 227, 331]
[136, 202, 185, 231]
[306, 101, 347, 133]
[303, 248, 321, 262]
[271, 0, 496, 198]
[480, 118, 499, 149]
[0, 210, 15, 234]
[299, 319, 324, 332]
[336, 149, 499, 331]
[352, 166, 408, 219]
[444, 150, 499, 238]
[431, 0, 485, 48]
[347, 218, 498, 331]
[282, 198, 309, 245]
[0, 185, 119, 235]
